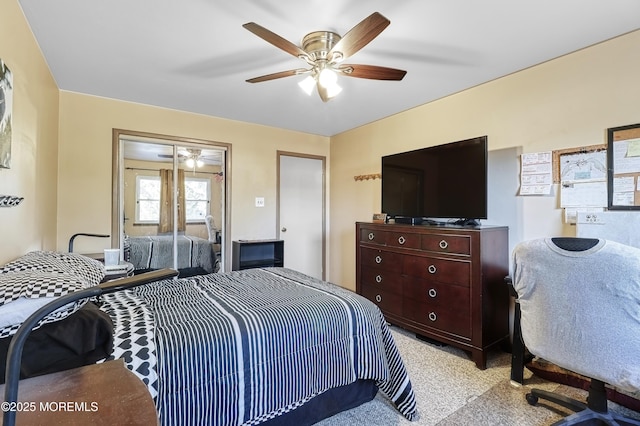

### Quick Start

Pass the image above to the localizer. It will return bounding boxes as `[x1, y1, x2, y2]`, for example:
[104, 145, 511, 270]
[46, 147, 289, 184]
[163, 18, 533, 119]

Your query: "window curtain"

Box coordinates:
[159, 168, 186, 233]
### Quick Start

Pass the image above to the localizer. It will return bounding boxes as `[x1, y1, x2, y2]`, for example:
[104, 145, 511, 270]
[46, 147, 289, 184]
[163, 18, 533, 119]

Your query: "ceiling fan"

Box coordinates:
[158, 148, 218, 168]
[243, 12, 407, 102]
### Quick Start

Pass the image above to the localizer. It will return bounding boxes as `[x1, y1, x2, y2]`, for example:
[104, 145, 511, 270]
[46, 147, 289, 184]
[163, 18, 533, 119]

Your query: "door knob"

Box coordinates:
[281, 227, 287, 232]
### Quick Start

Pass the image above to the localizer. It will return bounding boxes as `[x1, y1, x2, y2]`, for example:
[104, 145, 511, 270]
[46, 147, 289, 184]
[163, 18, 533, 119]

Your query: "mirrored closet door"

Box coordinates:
[112, 130, 230, 275]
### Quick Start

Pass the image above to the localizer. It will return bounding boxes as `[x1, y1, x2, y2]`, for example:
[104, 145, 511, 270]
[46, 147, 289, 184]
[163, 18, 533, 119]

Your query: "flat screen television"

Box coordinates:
[381, 136, 488, 225]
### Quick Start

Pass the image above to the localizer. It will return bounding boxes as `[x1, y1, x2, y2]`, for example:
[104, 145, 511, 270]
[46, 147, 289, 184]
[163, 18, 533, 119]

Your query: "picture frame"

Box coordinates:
[0, 58, 13, 169]
[372, 213, 387, 223]
[607, 123, 640, 210]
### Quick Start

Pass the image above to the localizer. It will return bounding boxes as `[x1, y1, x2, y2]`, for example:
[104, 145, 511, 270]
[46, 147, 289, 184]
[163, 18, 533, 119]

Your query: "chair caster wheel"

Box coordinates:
[526, 393, 538, 406]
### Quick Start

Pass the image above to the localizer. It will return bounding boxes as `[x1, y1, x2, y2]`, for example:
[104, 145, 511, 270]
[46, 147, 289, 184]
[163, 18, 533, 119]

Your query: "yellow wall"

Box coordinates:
[329, 30, 640, 289]
[0, 0, 59, 264]
[56, 92, 329, 256]
[3, 0, 639, 289]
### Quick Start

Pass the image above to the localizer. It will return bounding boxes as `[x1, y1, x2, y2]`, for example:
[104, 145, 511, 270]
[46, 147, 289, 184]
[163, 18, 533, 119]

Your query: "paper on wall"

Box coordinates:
[519, 152, 552, 195]
[559, 150, 607, 208]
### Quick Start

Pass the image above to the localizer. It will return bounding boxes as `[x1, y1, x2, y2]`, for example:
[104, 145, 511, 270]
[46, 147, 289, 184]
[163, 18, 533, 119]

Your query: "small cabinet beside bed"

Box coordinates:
[356, 221, 510, 369]
[231, 239, 284, 270]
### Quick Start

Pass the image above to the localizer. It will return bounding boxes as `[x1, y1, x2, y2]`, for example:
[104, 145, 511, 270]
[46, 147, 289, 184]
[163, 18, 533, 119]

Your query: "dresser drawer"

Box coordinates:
[361, 267, 402, 294]
[360, 247, 403, 272]
[385, 231, 421, 249]
[403, 299, 471, 338]
[403, 278, 470, 310]
[361, 285, 403, 317]
[360, 228, 389, 245]
[421, 234, 471, 255]
[403, 256, 471, 286]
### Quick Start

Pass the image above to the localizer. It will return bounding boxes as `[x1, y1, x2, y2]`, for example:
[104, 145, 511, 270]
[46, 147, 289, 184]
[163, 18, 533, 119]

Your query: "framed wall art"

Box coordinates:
[0, 59, 13, 169]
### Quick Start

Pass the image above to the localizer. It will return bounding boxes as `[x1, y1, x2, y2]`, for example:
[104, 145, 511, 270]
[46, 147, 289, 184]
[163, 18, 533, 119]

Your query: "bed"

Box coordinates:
[0, 251, 417, 425]
[127, 234, 217, 273]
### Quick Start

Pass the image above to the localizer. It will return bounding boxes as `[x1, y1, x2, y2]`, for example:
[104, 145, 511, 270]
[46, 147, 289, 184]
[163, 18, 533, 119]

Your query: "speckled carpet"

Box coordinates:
[316, 327, 640, 426]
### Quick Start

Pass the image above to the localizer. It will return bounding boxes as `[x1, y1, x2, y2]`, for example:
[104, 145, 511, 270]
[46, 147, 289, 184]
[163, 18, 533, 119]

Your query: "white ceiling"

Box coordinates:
[18, 0, 640, 137]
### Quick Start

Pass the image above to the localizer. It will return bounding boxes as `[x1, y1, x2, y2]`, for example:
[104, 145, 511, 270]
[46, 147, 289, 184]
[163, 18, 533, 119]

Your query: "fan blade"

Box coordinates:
[329, 12, 390, 61]
[339, 64, 406, 80]
[246, 68, 308, 83]
[243, 22, 310, 61]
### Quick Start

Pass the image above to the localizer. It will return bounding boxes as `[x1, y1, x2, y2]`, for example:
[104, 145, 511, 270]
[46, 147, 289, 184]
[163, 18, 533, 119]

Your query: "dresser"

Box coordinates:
[355, 222, 509, 369]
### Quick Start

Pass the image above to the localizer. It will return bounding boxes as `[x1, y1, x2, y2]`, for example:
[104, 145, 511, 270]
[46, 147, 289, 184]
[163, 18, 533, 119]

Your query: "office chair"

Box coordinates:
[508, 237, 640, 425]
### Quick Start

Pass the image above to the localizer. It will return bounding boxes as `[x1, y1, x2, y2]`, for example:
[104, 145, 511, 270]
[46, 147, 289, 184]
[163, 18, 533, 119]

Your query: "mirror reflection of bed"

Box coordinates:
[120, 137, 226, 277]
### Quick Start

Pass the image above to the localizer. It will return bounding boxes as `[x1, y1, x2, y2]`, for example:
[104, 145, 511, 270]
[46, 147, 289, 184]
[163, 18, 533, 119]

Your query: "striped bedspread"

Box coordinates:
[101, 268, 417, 425]
[128, 235, 216, 273]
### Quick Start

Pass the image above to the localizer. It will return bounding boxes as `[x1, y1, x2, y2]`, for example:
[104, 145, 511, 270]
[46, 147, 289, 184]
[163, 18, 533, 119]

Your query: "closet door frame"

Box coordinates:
[112, 129, 232, 272]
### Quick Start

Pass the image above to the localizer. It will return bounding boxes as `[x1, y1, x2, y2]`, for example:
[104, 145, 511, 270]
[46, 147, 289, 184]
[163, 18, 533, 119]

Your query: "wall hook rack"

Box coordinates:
[354, 173, 381, 181]
[0, 195, 24, 207]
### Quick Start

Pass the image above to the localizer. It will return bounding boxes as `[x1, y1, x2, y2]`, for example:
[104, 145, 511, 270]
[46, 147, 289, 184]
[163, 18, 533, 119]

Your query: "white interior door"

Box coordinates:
[278, 153, 325, 279]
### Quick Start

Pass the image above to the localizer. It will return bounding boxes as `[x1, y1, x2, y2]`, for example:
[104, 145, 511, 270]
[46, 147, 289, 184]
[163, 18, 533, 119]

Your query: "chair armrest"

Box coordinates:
[505, 274, 533, 385]
[504, 275, 518, 298]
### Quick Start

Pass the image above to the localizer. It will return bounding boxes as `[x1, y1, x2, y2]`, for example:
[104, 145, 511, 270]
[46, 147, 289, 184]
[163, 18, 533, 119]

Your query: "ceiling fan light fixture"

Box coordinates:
[185, 158, 195, 168]
[244, 13, 405, 103]
[196, 159, 204, 168]
[325, 82, 342, 99]
[318, 67, 338, 88]
[298, 75, 316, 95]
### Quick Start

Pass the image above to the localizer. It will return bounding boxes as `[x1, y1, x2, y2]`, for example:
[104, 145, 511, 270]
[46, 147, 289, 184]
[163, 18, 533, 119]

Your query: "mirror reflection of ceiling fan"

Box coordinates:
[243, 12, 407, 102]
[158, 148, 218, 168]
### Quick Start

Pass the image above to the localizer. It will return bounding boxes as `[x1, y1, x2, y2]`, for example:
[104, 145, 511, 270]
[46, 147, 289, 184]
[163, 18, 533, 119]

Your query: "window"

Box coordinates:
[136, 176, 160, 223]
[135, 175, 210, 223]
[184, 177, 210, 221]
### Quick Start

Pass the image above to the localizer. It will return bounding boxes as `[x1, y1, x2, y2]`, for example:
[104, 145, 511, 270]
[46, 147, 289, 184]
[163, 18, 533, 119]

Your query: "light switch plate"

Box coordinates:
[255, 197, 265, 207]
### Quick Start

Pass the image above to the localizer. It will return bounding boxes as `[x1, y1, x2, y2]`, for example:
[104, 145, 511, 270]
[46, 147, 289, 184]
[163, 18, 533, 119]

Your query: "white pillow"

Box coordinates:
[0, 296, 57, 329]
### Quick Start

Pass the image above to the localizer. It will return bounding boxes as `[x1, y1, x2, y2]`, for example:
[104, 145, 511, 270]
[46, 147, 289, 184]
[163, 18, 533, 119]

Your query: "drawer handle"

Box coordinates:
[375, 274, 382, 283]
[368, 232, 375, 241]
[428, 288, 437, 298]
[375, 294, 382, 303]
[375, 255, 382, 264]
[428, 312, 437, 322]
[398, 236, 406, 245]
[427, 264, 437, 274]
[439, 239, 448, 250]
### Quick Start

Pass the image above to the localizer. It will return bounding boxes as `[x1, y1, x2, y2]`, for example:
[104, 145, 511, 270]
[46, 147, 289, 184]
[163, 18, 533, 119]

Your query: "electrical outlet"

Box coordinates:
[584, 213, 605, 224]
[255, 197, 265, 207]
